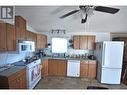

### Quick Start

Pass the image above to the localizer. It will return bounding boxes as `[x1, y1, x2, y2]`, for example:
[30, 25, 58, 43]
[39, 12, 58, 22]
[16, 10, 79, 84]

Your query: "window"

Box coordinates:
[52, 38, 67, 53]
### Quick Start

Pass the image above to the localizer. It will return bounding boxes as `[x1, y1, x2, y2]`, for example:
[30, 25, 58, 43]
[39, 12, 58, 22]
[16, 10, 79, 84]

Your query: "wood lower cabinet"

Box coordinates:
[87, 61, 97, 78]
[41, 59, 48, 77]
[57, 60, 67, 76]
[80, 60, 96, 78]
[0, 68, 26, 89]
[80, 61, 89, 77]
[48, 59, 67, 76]
[48, 59, 57, 76]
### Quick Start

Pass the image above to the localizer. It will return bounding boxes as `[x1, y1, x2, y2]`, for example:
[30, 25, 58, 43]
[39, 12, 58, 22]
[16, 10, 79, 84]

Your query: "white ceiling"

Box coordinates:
[15, 6, 127, 33]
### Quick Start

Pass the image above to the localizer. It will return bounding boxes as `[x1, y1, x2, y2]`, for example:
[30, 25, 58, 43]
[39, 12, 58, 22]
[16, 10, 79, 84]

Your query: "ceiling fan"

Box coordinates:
[59, 6, 120, 23]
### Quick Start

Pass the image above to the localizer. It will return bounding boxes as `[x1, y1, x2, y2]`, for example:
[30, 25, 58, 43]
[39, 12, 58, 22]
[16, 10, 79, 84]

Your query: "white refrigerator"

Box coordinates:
[95, 41, 124, 84]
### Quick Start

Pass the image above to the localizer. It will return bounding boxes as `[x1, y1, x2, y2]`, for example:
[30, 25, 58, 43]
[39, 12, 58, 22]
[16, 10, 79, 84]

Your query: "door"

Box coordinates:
[102, 42, 124, 68]
[101, 68, 122, 84]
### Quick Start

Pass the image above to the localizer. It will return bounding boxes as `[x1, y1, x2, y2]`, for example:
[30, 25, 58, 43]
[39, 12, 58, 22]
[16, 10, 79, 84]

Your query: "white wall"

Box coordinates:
[41, 31, 110, 43]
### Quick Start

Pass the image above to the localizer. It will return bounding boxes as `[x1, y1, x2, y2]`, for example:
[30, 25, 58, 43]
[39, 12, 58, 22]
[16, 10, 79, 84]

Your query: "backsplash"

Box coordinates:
[67, 49, 94, 55]
[42, 48, 94, 57]
[0, 52, 34, 66]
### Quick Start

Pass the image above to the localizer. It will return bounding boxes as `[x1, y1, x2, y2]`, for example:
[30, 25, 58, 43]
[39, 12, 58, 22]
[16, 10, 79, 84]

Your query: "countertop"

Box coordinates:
[0, 66, 26, 77]
[41, 56, 96, 62]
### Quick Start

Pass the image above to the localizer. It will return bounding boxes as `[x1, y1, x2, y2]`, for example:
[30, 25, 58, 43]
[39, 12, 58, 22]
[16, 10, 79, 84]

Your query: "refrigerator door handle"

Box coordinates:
[102, 44, 106, 66]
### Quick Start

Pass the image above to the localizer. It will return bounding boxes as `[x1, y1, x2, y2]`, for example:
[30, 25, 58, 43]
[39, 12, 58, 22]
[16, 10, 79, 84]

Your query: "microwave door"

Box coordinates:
[19, 43, 28, 53]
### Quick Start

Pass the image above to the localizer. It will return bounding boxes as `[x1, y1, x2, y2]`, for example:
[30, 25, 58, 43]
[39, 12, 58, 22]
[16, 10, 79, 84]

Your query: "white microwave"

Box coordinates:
[18, 41, 35, 53]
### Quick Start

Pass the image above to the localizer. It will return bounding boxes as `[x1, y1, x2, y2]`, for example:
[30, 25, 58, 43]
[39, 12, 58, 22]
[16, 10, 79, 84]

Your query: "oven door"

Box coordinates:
[28, 64, 41, 89]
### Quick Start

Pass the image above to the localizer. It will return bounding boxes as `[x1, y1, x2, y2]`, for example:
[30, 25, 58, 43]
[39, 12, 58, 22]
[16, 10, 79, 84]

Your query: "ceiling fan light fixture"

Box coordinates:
[81, 14, 87, 23]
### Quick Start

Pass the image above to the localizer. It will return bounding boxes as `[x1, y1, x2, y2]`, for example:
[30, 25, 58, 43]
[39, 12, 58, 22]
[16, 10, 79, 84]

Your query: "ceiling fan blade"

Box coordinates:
[95, 6, 120, 14]
[81, 14, 87, 23]
[60, 10, 79, 19]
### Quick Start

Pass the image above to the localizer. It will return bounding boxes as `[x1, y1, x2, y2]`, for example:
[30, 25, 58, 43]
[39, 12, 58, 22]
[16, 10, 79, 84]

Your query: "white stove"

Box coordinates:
[13, 59, 42, 89]
[26, 59, 41, 89]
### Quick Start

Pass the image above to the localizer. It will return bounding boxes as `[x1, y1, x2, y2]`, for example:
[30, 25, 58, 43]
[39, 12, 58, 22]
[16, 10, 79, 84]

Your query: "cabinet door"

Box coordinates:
[32, 32, 37, 43]
[57, 60, 67, 76]
[26, 30, 30, 40]
[15, 16, 26, 30]
[6, 24, 16, 51]
[42, 59, 48, 77]
[88, 61, 97, 78]
[48, 59, 58, 76]
[18, 70, 27, 89]
[80, 36, 87, 50]
[42, 35, 47, 48]
[15, 27, 26, 40]
[73, 36, 80, 49]
[15, 16, 26, 40]
[9, 69, 26, 89]
[37, 34, 41, 49]
[0, 23, 7, 51]
[20, 28, 26, 40]
[87, 36, 95, 50]
[37, 34, 47, 49]
[80, 61, 89, 77]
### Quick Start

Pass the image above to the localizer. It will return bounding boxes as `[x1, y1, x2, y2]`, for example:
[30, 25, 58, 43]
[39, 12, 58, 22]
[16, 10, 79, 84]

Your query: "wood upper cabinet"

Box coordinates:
[15, 16, 26, 30]
[80, 36, 87, 49]
[0, 23, 7, 51]
[41, 59, 48, 77]
[80, 61, 89, 77]
[48, 59, 67, 76]
[37, 34, 47, 49]
[73, 35, 95, 50]
[0, 23, 16, 51]
[26, 30, 37, 42]
[87, 61, 97, 78]
[87, 35, 95, 50]
[0, 68, 26, 89]
[15, 16, 26, 40]
[15, 26, 26, 40]
[6, 24, 16, 51]
[73, 36, 80, 49]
